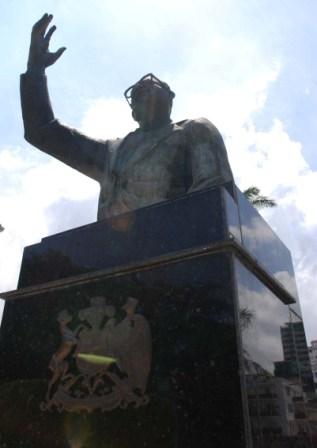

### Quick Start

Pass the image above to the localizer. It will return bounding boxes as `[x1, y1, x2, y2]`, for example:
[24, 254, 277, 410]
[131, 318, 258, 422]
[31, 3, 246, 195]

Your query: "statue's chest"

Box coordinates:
[112, 129, 186, 181]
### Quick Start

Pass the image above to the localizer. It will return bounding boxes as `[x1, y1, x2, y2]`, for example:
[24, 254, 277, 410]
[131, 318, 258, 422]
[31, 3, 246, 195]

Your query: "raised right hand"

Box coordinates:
[27, 13, 66, 74]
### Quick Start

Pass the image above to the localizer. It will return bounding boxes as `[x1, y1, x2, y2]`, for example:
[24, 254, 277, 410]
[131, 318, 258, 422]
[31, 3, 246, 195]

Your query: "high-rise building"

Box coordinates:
[308, 340, 317, 390]
[280, 321, 314, 394]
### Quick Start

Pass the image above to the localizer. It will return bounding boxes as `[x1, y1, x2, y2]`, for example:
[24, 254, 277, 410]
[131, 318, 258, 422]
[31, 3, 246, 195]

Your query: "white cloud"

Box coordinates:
[0, 146, 99, 298]
[226, 119, 317, 231]
[228, 120, 305, 188]
[1, 150, 98, 239]
[286, 171, 317, 228]
[0, 147, 35, 172]
[238, 281, 286, 374]
[290, 228, 317, 341]
[80, 97, 136, 140]
[169, 29, 280, 126]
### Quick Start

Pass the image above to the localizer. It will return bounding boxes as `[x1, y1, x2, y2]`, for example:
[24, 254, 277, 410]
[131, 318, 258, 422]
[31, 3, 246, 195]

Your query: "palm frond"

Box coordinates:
[243, 186, 260, 200]
[240, 307, 255, 330]
[251, 197, 277, 208]
[243, 186, 276, 209]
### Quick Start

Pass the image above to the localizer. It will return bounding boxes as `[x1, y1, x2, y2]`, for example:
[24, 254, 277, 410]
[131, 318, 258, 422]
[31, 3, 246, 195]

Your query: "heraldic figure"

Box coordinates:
[41, 296, 152, 413]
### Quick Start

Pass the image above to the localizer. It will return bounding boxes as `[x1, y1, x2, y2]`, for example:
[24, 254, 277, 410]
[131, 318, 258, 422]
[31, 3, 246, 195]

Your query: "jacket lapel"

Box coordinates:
[114, 123, 181, 173]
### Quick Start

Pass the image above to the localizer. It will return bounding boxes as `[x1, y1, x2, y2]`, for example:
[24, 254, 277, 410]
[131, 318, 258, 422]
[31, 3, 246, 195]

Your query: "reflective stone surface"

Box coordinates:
[17, 185, 298, 304]
[17, 185, 234, 288]
[223, 187, 242, 243]
[236, 188, 299, 300]
[1, 252, 246, 447]
[235, 259, 316, 448]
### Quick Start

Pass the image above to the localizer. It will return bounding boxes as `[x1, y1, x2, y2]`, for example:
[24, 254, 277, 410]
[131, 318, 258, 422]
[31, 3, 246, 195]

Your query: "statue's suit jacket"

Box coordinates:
[20, 73, 234, 220]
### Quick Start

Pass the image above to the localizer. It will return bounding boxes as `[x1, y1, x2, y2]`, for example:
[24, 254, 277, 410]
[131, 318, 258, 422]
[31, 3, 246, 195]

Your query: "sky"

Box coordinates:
[0, 0, 316, 342]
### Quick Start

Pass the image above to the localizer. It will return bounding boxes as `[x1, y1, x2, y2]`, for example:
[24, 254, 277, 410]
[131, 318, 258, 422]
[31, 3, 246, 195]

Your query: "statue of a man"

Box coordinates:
[21, 14, 234, 220]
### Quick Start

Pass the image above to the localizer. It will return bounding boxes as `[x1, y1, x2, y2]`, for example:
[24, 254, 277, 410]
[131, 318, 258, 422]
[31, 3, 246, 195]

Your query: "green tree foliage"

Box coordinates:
[243, 186, 276, 209]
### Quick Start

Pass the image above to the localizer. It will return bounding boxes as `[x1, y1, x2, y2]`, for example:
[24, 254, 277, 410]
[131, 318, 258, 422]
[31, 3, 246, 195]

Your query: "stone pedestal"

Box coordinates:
[0, 185, 308, 448]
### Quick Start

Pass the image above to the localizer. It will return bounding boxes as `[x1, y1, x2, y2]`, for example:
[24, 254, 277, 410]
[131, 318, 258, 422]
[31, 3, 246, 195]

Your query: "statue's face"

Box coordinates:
[131, 80, 172, 130]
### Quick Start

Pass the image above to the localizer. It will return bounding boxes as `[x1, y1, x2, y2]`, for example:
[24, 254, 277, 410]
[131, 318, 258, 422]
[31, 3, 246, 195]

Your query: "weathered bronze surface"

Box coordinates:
[21, 13, 234, 220]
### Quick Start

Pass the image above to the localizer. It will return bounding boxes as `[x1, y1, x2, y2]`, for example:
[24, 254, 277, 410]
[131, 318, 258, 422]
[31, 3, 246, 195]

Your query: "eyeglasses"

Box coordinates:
[124, 73, 175, 108]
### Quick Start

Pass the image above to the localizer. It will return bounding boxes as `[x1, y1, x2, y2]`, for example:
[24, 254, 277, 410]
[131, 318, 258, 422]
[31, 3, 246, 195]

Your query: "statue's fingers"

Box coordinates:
[49, 47, 67, 65]
[44, 25, 56, 44]
[37, 13, 53, 37]
[32, 13, 49, 33]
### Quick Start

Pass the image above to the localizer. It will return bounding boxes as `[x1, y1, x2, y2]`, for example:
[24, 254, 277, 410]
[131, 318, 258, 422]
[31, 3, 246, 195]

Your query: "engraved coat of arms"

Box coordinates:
[41, 296, 151, 412]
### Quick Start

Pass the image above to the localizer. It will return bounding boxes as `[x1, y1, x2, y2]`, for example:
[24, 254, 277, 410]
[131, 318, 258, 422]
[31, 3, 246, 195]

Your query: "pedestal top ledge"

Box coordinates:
[2, 184, 297, 304]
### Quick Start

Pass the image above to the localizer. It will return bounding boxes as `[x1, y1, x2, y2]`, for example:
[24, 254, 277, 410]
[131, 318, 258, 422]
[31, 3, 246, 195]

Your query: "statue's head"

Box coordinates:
[124, 73, 175, 130]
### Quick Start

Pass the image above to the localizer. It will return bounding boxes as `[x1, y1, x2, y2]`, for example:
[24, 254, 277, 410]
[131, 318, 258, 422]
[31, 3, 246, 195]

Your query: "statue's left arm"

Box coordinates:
[185, 118, 234, 192]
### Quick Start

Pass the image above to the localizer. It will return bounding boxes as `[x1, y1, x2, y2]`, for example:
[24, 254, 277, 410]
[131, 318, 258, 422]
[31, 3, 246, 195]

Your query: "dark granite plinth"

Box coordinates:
[17, 185, 232, 289]
[1, 185, 312, 448]
[15, 185, 297, 303]
[1, 252, 245, 448]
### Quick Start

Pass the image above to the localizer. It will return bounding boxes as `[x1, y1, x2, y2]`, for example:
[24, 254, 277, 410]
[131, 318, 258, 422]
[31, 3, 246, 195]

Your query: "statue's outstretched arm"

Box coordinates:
[20, 14, 107, 182]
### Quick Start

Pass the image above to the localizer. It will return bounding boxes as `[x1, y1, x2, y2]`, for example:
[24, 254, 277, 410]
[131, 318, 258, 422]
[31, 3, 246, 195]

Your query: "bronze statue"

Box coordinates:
[21, 14, 233, 220]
